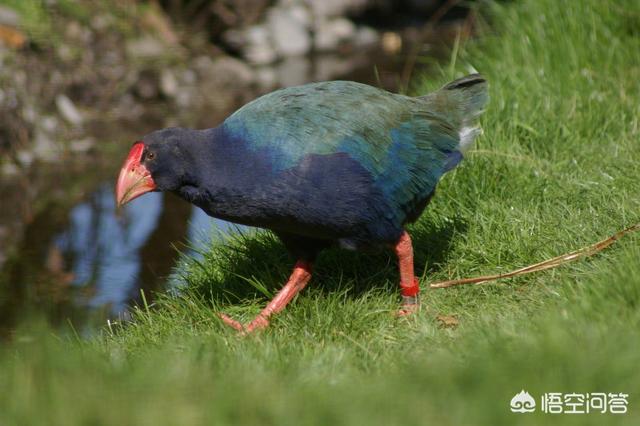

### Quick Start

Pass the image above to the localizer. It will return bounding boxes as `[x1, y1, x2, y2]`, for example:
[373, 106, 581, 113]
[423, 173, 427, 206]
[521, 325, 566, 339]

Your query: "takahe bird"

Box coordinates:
[116, 74, 488, 333]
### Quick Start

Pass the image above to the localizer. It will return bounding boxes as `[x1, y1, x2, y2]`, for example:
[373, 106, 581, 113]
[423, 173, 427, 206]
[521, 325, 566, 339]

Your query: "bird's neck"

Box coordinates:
[175, 126, 273, 224]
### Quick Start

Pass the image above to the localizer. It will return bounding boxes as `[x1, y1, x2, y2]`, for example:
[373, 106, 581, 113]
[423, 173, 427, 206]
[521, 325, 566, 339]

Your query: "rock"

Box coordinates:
[69, 138, 95, 153]
[223, 28, 244, 48]
[55, 94, 83, 125]
[210, 56, 254, 87]
[41, 116, 59, 133]
[192, 55, 216, 76]
[354, 26, 379, 47]
[1, 161, 19, 176]
[314, 18, 356, 51]
[65, 21, 92, 43]
[181, 69, 197, 85]
[160, 69, 178, 98]
[194, 55, 254, 88]
[314, 23, 339, 51]
[16, 150, 34, 167]
[126, 36, 166, 60]
[115, 93, 144, 119]
[328, 17, 356, 40]
[32, 129, 61, 162]
[188, 55, 256, 110]
[268, 6, 311, 57]
[175, 88, 195, 109]
[288, 4, 312, 27]
[91, 14, 113, 31]
[242, 25, 277, 65]
[98, 55, 126, 80]
[22, 104, 37, 124]
[0, 6, 20, 27]
[56, 44, 74, 61]
[134, 69, 160, 99]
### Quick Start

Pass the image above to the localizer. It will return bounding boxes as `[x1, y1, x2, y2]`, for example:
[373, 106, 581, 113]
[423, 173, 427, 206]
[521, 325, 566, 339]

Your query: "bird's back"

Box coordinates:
[218, 77, 487, 243]
[224, 81, 414, 163]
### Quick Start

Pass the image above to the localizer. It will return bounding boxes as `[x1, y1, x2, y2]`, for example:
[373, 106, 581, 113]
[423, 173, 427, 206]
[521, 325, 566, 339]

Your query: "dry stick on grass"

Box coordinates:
[430, 223, 640, 289]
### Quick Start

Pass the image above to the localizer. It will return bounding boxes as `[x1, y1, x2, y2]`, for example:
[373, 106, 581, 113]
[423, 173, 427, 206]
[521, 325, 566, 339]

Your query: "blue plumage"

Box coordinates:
[116, 74, 489, 330]
[138, 75, 488, 258]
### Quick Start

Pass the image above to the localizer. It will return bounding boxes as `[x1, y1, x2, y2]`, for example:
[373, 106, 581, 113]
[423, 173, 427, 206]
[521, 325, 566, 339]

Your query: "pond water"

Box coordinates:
[0, 35, 455, 337]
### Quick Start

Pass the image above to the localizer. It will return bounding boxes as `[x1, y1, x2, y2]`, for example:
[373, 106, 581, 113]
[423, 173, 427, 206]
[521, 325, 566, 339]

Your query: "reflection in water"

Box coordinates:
[188, 206, 242, 246]
[0, 169, 243, 337]
[48, 183, 242, 322]
[53, 185, 164, 313]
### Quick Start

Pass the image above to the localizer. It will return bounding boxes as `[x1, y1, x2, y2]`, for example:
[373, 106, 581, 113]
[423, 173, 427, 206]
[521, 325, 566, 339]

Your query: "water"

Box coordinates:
[0, 32, 455, 336]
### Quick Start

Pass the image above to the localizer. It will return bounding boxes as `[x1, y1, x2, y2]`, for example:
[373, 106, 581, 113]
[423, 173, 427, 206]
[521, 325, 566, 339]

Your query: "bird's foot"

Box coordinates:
[218, 313, 269, 335]
[395, 295, 419, 317]
[217, 260, 312, 335]
[396, 274, 420, 317]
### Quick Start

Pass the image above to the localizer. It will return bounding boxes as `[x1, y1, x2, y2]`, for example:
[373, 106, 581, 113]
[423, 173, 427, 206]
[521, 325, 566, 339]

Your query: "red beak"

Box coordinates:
[115, 142, 156, 207]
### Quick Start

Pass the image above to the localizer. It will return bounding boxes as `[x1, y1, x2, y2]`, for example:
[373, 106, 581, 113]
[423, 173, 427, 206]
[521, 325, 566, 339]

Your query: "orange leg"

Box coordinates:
[394, 231, 420, 316]
[219, 260, 312, 334]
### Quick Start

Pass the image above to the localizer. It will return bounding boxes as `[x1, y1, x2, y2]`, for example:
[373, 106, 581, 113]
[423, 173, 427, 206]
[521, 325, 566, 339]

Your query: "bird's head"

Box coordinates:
[115, 128, 193, 207]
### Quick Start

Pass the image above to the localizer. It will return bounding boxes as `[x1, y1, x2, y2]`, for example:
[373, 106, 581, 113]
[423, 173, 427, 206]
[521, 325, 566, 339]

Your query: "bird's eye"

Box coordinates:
[147, 151, 155, 160]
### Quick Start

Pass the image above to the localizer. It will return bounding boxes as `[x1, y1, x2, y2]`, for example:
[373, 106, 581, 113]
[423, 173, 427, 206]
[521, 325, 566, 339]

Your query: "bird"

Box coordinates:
[115, 74, 488, 333]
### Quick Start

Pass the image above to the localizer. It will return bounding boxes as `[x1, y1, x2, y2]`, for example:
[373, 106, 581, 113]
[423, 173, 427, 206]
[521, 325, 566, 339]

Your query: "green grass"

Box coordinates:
[2, 0, 640, 424]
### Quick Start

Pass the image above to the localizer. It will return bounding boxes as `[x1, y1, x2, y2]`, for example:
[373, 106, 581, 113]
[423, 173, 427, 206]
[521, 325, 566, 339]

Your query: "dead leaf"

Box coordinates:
[0, 24, 26, 49]
[436, 314, 459, 328]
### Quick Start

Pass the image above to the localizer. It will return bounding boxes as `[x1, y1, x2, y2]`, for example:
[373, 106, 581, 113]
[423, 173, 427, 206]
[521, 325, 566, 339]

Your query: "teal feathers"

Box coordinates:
[221, 75, 487, 228]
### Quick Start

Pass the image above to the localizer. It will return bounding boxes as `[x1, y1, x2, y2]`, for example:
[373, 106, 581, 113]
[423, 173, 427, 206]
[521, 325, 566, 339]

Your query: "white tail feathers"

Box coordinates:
[440, 74, 488, 152]
[458, 126, 482, 154]
[418, 74, 488, 155]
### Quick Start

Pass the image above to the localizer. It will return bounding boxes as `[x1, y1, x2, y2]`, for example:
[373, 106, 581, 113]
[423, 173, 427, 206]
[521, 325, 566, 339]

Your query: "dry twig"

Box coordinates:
[430, 223, 640, 289]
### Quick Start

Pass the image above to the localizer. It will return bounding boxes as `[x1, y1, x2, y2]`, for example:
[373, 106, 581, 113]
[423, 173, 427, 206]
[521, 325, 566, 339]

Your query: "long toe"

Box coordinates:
[245, 316, 270, 333]
[218, 313, 245, 332]
[218, 313, 271, 335]
[395, 301, 419, 317]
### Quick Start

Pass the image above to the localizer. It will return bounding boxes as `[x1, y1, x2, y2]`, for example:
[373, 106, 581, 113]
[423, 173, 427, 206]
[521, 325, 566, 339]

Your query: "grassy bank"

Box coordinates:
[2, 0, 640, 424]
